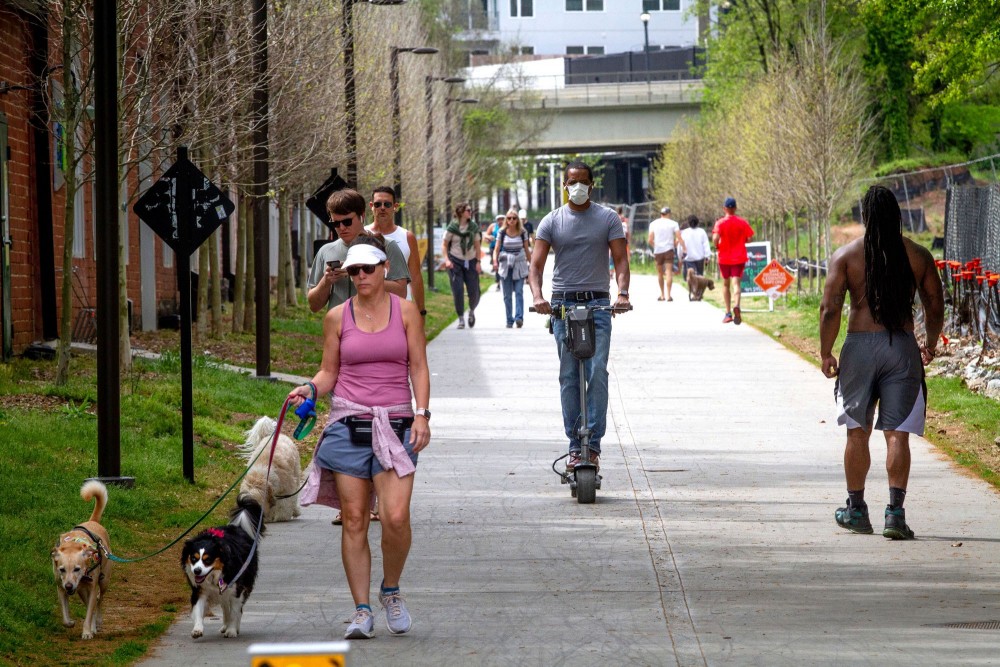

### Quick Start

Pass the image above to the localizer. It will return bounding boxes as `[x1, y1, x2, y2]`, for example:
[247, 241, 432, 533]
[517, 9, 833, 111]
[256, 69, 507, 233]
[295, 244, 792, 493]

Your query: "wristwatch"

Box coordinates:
[618, 290, 630, 298]
[415, 408, 431, 421]
[419, 309, 427, 317]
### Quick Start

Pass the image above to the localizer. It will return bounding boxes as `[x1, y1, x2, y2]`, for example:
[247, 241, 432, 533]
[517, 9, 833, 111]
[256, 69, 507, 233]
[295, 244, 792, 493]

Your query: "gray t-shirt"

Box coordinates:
[307, 238, 410, 310]
[536, 203, 625, 292]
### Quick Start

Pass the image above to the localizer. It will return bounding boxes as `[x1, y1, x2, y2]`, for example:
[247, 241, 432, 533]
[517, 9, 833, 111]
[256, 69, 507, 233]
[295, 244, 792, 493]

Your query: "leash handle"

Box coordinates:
[293, 398, 317, 439]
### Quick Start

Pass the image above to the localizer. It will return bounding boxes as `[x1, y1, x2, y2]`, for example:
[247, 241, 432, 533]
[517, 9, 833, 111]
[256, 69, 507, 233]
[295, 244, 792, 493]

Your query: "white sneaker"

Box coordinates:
[379, 590, 412, 635]
[344, 608, 375, 639]
[457, 315, 465, 329]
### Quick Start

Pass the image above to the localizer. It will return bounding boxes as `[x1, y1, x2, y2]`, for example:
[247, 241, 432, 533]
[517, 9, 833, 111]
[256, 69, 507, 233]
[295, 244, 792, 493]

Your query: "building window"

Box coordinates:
[520, 46, 534, 55]
[587, 46, 605, 54]
[566, 46, 585, 55]
[566, 0, 603, 11]
[510, 0, 533, 17]
[643, 0, 681, 10]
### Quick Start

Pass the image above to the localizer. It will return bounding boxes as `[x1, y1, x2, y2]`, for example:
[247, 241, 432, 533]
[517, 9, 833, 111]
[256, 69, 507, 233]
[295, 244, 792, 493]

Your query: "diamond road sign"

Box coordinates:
[134, 157, 235, 254]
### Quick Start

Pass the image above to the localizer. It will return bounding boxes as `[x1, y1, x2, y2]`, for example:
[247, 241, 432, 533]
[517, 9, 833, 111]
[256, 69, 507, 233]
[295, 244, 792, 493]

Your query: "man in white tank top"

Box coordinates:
[366, 186, 426, 318]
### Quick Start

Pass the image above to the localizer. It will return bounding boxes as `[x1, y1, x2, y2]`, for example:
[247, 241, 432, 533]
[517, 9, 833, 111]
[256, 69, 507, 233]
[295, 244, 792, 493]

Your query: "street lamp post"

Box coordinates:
[640, 12, 651, 83]
[343, 0, 406, 189]
[424, 75, 466, 289]
[443, 95, 478, 231]
[390, 45, 437, 226]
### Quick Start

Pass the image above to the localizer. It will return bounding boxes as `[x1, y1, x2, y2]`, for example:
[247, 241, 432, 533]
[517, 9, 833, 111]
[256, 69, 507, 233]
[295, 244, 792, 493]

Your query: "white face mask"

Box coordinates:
[566, 182, 590, 205]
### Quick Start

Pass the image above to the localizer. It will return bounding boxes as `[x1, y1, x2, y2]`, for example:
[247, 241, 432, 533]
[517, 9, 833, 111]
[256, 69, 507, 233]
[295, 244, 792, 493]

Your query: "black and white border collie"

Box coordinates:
[181, 495, 265, 638]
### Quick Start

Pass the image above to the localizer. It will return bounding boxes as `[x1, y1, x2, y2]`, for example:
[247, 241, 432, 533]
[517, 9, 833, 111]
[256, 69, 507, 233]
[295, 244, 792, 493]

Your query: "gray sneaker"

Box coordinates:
[379, 590, 412, 635]
[344, 608, 375, 639]
[457, 315, 465, 330]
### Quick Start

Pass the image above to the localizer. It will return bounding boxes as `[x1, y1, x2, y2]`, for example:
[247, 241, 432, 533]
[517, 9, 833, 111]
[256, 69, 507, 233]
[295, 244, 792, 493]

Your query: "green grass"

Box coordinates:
[0, 355, 294, 665]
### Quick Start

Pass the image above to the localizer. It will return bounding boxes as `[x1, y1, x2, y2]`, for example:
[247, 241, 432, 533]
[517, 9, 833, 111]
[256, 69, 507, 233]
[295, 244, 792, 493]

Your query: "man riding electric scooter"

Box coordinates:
[528, 161, 631, 502]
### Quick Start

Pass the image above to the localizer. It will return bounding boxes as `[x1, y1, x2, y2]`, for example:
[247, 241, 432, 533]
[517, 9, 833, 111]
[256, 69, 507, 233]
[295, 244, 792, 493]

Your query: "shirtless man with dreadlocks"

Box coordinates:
[819, 185, 944, 540]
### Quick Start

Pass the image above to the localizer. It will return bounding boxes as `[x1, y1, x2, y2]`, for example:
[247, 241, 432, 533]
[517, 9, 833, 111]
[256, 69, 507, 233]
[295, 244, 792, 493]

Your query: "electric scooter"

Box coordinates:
[531, 301, 631, 504]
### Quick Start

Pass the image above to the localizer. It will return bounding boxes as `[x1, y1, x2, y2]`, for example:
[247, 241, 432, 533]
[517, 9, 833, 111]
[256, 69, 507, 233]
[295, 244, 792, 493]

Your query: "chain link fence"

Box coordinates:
[945, 184, 1000, 273]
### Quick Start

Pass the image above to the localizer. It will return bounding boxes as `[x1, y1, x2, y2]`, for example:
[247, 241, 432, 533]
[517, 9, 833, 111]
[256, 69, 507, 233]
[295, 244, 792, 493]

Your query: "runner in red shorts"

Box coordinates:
[712, 197, 754, 324]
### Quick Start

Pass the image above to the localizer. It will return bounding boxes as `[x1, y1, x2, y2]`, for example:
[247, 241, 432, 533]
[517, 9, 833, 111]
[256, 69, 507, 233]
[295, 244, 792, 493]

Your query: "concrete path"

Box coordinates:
[141, 273, 1000, 666]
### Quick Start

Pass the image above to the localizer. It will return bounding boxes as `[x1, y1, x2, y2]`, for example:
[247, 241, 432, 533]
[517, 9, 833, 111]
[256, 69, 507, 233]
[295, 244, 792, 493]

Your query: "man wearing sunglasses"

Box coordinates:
[307, 189, 411, 313]
[365, 186, 426, 318]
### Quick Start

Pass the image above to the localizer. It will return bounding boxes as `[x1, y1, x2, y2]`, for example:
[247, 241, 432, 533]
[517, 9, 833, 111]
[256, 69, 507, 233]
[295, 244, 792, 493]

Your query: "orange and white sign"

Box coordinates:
[753, 260, 795, 296]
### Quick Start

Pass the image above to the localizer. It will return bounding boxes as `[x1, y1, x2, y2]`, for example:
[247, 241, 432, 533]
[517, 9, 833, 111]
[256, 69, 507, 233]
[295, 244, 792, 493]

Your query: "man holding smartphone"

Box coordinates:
[307, 189, 411, 312]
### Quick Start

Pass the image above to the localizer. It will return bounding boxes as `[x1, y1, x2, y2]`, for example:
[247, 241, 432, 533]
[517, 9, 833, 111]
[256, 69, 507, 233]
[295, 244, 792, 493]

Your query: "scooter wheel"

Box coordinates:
[576, 467, 596, 504]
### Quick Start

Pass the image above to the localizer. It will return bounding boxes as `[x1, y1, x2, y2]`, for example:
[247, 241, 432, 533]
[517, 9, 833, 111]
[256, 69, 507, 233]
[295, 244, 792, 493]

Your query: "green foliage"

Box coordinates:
[940, 104, 1000, 156]
[871, 151, 968, 178]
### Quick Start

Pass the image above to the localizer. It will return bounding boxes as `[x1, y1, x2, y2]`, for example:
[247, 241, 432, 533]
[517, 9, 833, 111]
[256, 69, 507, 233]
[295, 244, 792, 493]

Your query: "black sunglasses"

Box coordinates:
[505, 215, 518, 220]
[346, 261, 385, 277]
[330, 216, 355, 228]
[371, 201, 395, 209]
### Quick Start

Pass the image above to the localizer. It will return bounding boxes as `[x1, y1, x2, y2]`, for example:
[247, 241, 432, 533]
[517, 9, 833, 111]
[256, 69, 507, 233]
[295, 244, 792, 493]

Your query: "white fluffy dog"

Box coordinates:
[238, 417, 303, 522]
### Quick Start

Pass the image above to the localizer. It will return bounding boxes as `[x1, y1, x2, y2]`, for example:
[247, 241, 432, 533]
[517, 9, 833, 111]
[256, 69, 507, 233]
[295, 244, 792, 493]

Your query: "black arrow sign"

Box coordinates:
[306, 168, 348, 233]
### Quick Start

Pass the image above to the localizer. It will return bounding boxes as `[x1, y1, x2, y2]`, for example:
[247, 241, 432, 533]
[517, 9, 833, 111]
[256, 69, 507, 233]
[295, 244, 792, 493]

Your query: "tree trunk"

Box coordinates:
[232, 192, 246, 333]
[794, 210, 802, 294]
[210, 226, 221, 337]
[118, 190, 131, 372]
[276, 191, 287, 317]
[298, 193, 309, 299]
[807, 213, 816, 294]
[282, 195, 297, 307]
[196, 245, 208, 338]
[244, 194, 256, 333]
[55, 13, 79, 387]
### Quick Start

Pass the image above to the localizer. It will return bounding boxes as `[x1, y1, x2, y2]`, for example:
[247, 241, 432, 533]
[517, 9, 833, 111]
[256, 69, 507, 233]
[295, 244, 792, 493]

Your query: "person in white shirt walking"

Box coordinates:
[366, 186, 426, 318]
[647, 206, 685, 301]
[680, 215, 712, 277]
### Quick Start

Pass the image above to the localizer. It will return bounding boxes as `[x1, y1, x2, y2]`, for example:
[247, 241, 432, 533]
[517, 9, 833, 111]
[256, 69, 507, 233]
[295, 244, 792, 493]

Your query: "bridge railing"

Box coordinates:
[466, 70, 704, 108]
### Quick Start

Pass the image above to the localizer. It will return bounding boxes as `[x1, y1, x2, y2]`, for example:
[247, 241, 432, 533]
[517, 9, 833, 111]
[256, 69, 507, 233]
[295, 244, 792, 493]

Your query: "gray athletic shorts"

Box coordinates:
[835, 330, 926, 435]
[315, 420, 417, 479]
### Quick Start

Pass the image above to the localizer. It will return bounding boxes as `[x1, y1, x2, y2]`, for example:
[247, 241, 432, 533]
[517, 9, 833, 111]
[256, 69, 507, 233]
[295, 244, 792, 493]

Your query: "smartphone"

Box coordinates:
[326, 260, 342, 270]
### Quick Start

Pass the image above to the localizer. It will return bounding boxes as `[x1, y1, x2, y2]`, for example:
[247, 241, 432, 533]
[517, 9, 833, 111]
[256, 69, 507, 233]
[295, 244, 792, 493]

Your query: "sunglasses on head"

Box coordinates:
[346, 261, 385, 277]
[330, 216, 355, 228]
[371, 201, 394, 209]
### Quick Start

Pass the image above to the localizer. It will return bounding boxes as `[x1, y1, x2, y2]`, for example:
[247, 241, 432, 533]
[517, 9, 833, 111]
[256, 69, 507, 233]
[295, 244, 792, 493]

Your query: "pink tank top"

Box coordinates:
[334, 294, 412, 409]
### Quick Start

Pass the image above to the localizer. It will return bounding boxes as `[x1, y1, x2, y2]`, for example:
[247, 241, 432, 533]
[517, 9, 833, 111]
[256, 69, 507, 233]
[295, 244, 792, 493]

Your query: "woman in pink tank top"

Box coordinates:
[289, 234, 430, 638]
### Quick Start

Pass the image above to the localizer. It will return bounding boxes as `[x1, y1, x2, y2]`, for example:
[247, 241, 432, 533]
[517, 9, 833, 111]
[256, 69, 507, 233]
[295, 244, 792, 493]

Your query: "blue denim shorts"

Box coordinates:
[315, 420, 417, 479]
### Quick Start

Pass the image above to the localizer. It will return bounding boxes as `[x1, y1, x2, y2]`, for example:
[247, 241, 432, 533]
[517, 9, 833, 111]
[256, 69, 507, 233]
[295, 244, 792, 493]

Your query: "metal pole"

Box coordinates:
[391, 47, 403, 225]
[643, 21, 650, 83]
[444, 99, 453, 224]
[344, 0, 357, 188]
[424, 76, 435, 289]
[176, 146, 194, 483]
[94, 0, 124, 483]
[252, 0, 271, 378]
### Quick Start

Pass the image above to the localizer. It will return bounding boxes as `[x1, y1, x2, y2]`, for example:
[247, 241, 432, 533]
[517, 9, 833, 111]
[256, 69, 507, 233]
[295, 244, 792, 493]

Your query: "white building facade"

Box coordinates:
[477, 0, 702, 57]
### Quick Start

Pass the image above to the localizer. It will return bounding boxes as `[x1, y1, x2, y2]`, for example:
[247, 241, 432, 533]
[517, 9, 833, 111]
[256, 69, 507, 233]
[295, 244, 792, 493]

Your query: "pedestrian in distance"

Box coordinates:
[528, 160, 630, 473]
[519, 208, 535, 250]
[366, 186, 426, 320]
[292, 235, 432, 639]
[712, 197, 754, 324]
[441, 203, 483, 330]
[485, 214, 505, 291]
[307, 189, 411, 313]
[680, 215, 711, 277]
[820, 185, 944, 540]
[648, 206, 685, 301]
[492, 207, 532, 328]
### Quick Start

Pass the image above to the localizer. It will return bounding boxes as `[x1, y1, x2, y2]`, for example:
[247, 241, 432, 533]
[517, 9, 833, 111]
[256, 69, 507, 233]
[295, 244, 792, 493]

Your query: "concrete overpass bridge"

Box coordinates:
[509, 77, 704, 154]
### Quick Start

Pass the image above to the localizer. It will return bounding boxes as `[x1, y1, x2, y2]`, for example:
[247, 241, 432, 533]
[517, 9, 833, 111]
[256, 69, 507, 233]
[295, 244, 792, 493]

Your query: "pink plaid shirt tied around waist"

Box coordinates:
[300, 396, 414, 510]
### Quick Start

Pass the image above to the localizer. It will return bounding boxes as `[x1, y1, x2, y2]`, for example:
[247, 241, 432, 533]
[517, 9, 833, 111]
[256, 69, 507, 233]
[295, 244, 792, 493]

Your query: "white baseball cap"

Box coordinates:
[342, 243, 387, 269]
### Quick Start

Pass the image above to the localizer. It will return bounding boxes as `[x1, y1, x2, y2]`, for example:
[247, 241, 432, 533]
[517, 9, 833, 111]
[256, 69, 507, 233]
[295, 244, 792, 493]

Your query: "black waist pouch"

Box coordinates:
[341, 416, 414, 446]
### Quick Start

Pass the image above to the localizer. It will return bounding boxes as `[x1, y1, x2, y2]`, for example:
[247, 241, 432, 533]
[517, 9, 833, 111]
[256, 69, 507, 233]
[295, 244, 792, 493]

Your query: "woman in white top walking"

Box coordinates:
[492, 207, 532, 328]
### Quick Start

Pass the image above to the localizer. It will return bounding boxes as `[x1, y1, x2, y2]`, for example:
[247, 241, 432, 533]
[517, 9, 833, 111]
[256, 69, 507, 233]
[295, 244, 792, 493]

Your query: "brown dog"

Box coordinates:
[687, 268, 715, 301]
[51, 480, 111, 639]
